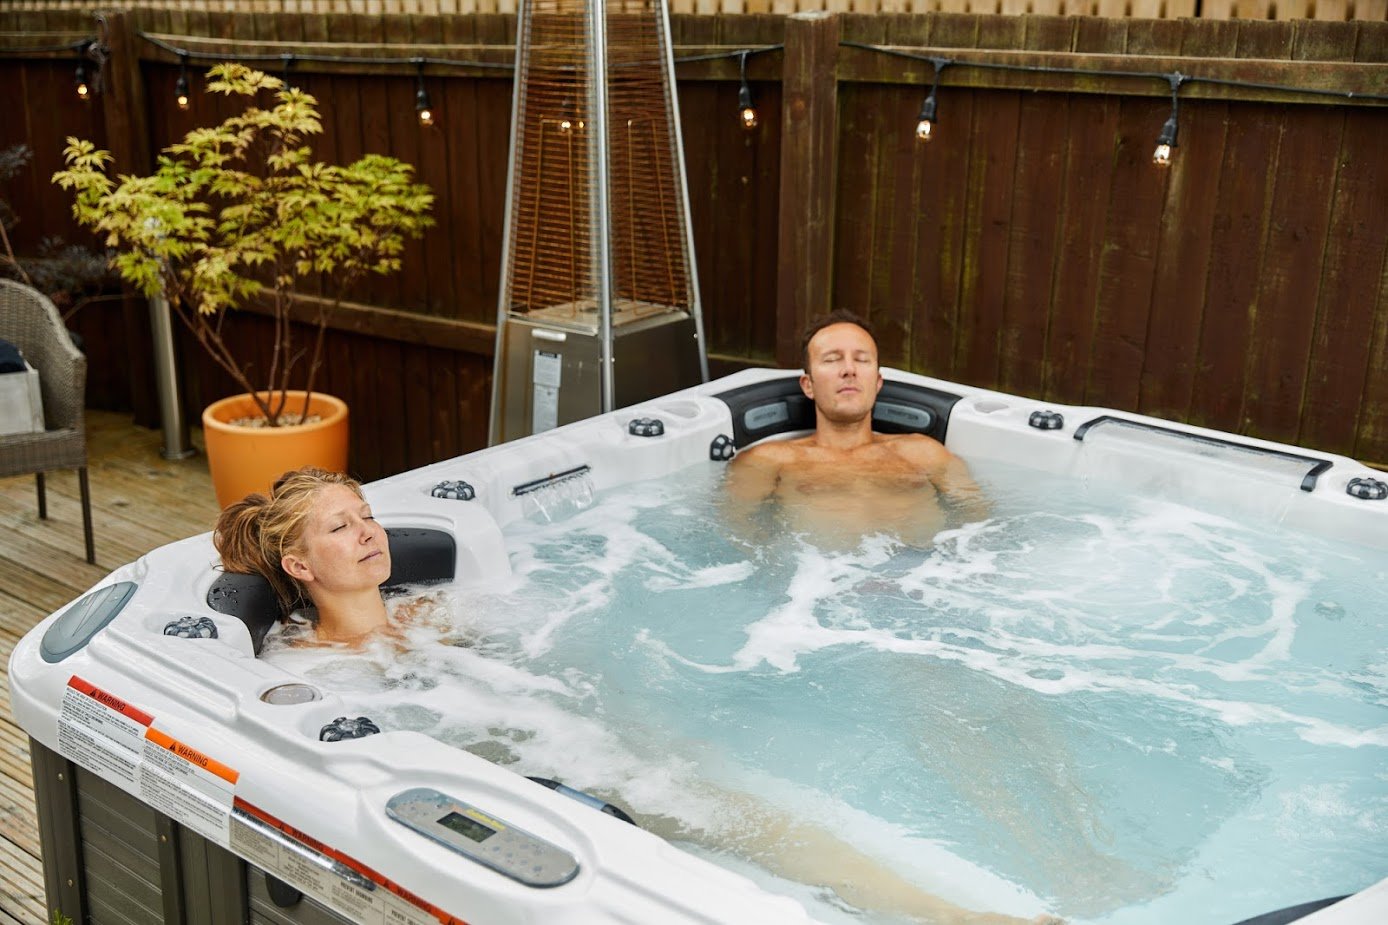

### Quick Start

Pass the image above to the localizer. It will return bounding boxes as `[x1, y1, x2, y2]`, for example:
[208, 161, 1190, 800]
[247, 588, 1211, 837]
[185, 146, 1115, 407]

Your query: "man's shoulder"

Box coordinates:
[878, 432, 954, 464]
[733, 437, 813, 466]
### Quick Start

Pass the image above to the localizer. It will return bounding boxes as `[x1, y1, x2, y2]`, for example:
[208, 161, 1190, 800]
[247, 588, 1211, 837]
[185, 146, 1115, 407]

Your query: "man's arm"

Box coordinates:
[720, 444, 786, 546]
[724, 443, 783, 505]
[935, 453, 991, 522]
[898, 435, 992, 522]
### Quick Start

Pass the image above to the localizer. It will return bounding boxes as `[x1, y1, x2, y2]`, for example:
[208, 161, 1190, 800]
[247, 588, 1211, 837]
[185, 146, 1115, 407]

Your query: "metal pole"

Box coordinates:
[148, 294, 195, 460]
[489, 0, 532, 446]
[657, 0, 709, 384]
[591, 0, 616, 414]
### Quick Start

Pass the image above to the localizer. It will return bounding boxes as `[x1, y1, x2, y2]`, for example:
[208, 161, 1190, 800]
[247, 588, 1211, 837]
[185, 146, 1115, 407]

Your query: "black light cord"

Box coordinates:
[136, 30, 781, 72]
[841, 40, 1388, 104]
[136, 31, 517, 71]
[0, 37, 97, 56]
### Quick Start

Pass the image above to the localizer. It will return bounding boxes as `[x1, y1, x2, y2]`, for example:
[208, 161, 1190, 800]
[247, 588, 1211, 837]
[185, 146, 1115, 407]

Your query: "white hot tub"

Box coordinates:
[10, 368, 1388, 925]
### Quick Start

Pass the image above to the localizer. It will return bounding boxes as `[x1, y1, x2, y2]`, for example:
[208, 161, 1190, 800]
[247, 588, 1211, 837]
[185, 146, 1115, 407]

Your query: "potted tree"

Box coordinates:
[53, 64, 433, 506]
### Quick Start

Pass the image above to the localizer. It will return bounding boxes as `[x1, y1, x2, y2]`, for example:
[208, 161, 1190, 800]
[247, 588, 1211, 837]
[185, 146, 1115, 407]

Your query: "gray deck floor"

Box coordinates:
[0, 412, 220, 925]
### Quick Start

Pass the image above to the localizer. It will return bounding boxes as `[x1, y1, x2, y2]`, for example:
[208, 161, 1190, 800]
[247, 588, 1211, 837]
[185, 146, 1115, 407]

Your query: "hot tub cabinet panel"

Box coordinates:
[12, 368, 1388, 925]
[33, 736, 362, 925]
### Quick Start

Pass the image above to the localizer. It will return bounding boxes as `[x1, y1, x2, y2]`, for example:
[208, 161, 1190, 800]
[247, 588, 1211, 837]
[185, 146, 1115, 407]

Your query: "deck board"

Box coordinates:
[0, 411, 219, 925]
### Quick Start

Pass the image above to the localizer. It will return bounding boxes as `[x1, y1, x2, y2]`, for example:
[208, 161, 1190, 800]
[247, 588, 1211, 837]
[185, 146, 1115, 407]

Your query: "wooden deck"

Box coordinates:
[0, 412, 220, 925]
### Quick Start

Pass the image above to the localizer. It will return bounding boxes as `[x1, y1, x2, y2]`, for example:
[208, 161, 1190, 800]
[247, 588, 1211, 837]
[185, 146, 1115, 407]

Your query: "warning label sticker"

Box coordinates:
[57, 675, 155, 794]
[139, 728, 239, 847]
[231, 801, 457, 925]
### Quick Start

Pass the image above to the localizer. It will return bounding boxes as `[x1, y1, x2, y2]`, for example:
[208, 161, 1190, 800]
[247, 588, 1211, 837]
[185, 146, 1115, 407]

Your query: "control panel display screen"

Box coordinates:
[437, 811, 495, 843]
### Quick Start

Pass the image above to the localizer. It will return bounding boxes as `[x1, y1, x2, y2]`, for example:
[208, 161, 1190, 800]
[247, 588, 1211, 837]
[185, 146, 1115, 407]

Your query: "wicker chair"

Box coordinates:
[0, 279, 93, 564]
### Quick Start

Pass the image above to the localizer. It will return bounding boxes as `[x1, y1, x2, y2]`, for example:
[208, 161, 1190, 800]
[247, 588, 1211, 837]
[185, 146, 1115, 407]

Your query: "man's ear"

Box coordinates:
[282, 553, 313, 584]
[873, 370, 884, 396]
[800, 372, 814, 399]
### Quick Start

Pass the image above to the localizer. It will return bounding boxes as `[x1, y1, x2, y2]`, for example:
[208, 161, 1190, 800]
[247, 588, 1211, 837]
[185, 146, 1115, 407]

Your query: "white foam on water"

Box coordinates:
[263, 461, 1388, 924]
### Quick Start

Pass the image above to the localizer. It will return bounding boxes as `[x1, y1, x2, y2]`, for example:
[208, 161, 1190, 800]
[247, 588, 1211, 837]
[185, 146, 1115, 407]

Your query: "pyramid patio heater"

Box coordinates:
[488, 0, 709, 444]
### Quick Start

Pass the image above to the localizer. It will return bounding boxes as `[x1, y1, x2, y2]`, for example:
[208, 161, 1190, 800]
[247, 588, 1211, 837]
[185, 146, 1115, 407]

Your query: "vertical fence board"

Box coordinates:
[1136, 17, 1237, 422]
[875, 14, 933, 366]
[878, 84, 925, 368]
[1299, 110, 1388, 457]
[1188, 101, 1283, 432]
[774, 11, 840, 365]
[952, 87, 1019, 390]
[1084, 97, 1166, 410]
[384, 69, 431, 314]
[400, 335, 435, 468]
[832, 82, 878, 323]
[459, 350, 493, 451]
[747, 80, 783, 361]
[414, 77, 455, 318]
[997, 91, 1066, 398]
[426, 346, 460, 462]
[906, 80, 974, 381]
[1138, 96, 1232, 423]
[1240, 106, 1342, 445]
[1041, 94, 1119, 405]
[1356, 249, 1388, 463]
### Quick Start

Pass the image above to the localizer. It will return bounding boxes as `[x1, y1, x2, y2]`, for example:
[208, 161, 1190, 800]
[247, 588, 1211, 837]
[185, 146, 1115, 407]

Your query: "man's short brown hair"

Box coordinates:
[800, 310, 876, 372]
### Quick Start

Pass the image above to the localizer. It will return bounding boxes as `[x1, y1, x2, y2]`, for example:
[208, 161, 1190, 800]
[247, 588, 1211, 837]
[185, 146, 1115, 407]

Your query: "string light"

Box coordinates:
[413, 58, 434, 127]
[175, 52, 191, 111]
[74, 42, 91, 101]
[1153, 73, 1184, 167]
[915, 58, 949, 143]
[841, 41, 1388, 159]
[737, 51, 758, 131]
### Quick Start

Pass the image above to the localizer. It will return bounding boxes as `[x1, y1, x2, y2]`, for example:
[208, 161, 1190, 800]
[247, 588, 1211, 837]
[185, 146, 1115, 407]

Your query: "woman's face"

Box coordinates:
[282, 484, 392, 596]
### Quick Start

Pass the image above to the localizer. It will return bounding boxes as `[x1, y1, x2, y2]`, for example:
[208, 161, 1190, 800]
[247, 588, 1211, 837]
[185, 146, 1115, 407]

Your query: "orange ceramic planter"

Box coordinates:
[202, 391, 349, 508]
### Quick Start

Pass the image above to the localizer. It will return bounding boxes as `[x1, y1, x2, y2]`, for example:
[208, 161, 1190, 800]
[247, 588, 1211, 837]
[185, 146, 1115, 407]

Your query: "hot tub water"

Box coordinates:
[264, 460, 1388, 925]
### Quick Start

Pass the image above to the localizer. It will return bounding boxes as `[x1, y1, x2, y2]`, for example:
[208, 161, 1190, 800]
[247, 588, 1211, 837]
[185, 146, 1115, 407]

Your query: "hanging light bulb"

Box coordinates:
[413, 59, 434, 127]
[175, 53, 191, 111]
[74, 44, 90, 101]
[738, 85, 758, 131]
[1153, 73, 1184, 167]
[915, 88, 937, 143]
[914, 58, 949, 146]
[737, 51, 758, 131]
[1152, 115, 1177, 165]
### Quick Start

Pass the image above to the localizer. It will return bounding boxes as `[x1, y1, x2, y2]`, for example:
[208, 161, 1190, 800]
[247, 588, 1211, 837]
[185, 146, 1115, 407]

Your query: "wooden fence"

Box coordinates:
[5, 0, 1388, 21]
[3, 9, 1387, 479]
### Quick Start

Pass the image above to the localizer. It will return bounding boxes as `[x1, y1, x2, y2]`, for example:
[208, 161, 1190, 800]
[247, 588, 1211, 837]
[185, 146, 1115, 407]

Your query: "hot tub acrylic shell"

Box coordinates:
[9, 367, 1388, 925]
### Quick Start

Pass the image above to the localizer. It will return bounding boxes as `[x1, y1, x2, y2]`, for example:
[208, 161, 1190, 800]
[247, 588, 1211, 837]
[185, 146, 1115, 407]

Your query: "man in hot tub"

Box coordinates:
[727, 309, 988, 543]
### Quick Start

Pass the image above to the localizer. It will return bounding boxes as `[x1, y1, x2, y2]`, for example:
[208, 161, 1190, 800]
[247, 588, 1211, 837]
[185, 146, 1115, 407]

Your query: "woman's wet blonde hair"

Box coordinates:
[213, 467, 365, 615]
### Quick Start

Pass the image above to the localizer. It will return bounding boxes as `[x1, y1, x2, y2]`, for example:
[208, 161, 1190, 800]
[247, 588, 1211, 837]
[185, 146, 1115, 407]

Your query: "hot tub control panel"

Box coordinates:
[385, 787, 579, 888]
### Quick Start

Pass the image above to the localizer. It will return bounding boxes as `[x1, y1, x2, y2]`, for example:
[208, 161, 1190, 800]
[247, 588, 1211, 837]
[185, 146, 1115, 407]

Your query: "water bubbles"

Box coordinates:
[1314, 600, 1346, 621]
[520, 471, 596, 524]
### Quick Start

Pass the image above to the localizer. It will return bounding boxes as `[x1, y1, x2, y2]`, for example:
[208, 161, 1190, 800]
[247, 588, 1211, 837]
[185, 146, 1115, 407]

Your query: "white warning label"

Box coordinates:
[138, 727, 239, 848]
[57, 676, 154, 794]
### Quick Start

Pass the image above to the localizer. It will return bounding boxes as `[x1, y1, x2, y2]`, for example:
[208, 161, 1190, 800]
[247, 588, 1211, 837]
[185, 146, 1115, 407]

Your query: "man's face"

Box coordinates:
[800, 322, 883, 425]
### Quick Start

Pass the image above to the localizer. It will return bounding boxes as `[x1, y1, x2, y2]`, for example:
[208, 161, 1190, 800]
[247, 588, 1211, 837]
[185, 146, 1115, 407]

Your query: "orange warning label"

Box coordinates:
[67, 675, 154, 726]
[145, 728, 240, 785]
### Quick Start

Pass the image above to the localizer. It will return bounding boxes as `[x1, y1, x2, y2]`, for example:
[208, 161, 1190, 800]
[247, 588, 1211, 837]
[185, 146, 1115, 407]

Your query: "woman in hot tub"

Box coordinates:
[214, 466, 398, 645]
